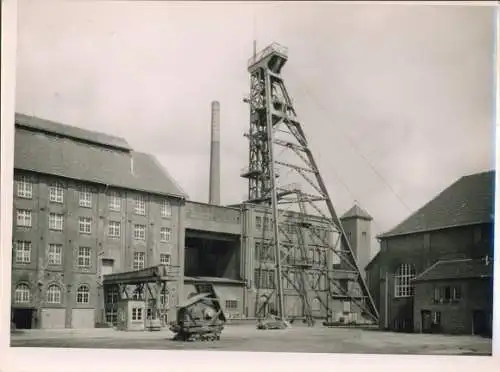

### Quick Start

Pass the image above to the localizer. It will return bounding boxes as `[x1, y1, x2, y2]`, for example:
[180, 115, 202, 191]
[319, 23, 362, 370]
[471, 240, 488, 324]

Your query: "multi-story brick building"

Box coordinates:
[11, 113, 375, 329]
[11, 113, 187, 329]
[366, 170, 494, 335]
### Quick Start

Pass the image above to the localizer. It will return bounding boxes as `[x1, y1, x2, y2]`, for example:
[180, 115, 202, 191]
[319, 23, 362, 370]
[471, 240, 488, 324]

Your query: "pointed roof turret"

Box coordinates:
[341, 202, 373, 221]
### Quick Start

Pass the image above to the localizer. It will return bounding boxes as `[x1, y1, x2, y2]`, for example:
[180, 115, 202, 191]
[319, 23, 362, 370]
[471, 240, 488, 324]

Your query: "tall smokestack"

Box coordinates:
[209, 101, 221, 205]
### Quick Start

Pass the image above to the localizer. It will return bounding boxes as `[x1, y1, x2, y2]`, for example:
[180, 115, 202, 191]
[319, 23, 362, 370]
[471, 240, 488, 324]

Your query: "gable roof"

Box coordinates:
[341, 204, 373, 221]
[15, 113, 132, 151]
[378, 170, 495, 238]
[413, 258, 493, 282]
[14, 113, 188, 199]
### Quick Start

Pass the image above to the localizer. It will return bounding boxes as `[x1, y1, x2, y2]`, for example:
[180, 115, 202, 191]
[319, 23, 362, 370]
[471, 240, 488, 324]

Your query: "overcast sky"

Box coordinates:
[15, 1, 496, 256]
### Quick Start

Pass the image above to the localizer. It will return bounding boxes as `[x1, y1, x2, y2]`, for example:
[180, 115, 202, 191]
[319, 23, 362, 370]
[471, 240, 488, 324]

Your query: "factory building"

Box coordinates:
[11, 112, 374, 328]
[365, 170, 494, 336]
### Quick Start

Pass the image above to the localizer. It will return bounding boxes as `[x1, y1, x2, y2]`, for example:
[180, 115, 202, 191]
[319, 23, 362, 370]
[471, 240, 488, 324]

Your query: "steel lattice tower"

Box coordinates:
[241, 43, 379, 324]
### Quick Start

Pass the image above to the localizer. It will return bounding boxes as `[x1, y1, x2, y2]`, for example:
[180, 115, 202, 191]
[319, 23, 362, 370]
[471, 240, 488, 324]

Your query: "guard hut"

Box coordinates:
[103, 264, 180, 331]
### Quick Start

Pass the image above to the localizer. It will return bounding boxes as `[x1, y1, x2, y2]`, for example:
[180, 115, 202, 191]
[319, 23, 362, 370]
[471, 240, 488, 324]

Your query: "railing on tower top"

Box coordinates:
[248, 43, 289, 67]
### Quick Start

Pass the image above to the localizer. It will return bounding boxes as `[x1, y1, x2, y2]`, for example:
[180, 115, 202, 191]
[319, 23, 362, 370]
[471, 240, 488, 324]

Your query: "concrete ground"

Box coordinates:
[10, 324, 492, 355]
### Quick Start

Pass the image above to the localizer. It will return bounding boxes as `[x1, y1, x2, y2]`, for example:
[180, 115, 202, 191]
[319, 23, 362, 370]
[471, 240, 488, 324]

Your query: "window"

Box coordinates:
[312, 298, 321, 312]
[106, 309, 118, 325]
[108, 221, 121, 238]
[432, 311, 441, 325]
[161, 199, 172, 217]
[160, 289, 169, 306]
[49, 182, 64, 203]
[46, 285, 62, 304]
[160, 227, 171, 242]
[225, 300, 238, 309]
[255, 216, 262, 230]
[16, 175, 32, 199]
[14, 284, 31, 303]
[394, 263, 416, 298]
[254, 241, 262, 260]
[133, 224, 146, 240]
[452, 286, 461, 302]
[132, 307, 143, 321]
[15, 241, 31, 263]
[254, 269, 275, 289]
[79, 186, 92, 208]
[108, 191, 121, 212]
[133, 252, 145, 270]
[434, 285, 461, 304]
[48, 244, 62, 265]
[160, 253, 171, 265]
[76, 285, 90, 304]
[16, 209, 32, 227]
[134, 194, 146, 215]
[78, 247, 91, 268]
[343, 300, 351, 313]
[106, 287, 119, 304]
[79, 217, 92, 234]
[49, 213, 64, 231]
[263, 216, 270, 229]
[362, 232, 367, 242]
[146, 308, 158, 320]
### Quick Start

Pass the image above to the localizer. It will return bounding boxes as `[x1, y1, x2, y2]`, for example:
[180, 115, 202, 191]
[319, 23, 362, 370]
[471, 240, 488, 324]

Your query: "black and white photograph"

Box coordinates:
[1, 0, 497, 367]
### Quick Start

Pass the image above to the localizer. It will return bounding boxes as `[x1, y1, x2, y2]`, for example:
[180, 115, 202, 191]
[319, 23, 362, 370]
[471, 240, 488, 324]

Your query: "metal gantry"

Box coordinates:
[241, 43, 379, 325]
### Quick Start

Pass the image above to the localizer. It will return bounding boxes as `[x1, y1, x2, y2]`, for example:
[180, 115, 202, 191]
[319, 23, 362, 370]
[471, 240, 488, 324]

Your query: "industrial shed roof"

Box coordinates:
[14, 113, 188, 199]
[378, 170, 495, 238]
[413, 258, 493, 282]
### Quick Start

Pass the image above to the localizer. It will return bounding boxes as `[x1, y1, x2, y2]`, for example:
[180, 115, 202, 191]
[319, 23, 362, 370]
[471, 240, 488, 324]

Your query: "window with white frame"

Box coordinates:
[49, 182, 64, 203]
[14, 284, 31, 304]
[108, 191, 121, 212]
[160, 227, 171, 242]
[46, 285, 62, 304]
[16, 175, 33, 199]
[106, 309, 118, 325]
[160, 253, 171, 265]
[76, 285, 90, 304]
[48, 244, 62, 265]
[79, 217, 92, 234]
[15, 241, 31, 263]
[394, 263, 416, 298]
[78, 247, 91, 268]
[133, 224, 146, 240]
[108, 221, 121, 238]
[79, 186, 92, 208]
[48, 213, 64, 231]
[16, 209, 32, 227]
[161, 199, 172, 218]
[133, 252, 145, 270]
[134, 194, 146, 215]
[225, 300, 238, 309]
[132, 307, 143, 321]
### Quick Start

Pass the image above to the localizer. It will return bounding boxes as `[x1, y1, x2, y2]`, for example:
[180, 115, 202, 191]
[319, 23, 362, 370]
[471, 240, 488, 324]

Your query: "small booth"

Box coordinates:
[103, 264, 180, 332]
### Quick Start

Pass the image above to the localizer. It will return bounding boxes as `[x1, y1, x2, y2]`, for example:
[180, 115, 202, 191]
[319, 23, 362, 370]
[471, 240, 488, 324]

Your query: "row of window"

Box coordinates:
[255, 216, 330, 240]
[14, 283, 90, 304]
[14, 241, 171, 268]
[17, 210, 172, 241]
[254, 241, 331, 265]
[16, 176, 173, 217]
[433, 285, 461, 304]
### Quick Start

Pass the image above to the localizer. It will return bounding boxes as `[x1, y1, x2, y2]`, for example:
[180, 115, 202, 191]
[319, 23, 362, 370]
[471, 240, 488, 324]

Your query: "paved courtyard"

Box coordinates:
[10, 324, 492, 355]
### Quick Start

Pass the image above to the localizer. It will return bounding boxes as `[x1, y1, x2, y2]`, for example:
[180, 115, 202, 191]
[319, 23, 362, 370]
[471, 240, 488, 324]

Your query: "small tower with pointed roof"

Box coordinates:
[340, 202, 373, 280]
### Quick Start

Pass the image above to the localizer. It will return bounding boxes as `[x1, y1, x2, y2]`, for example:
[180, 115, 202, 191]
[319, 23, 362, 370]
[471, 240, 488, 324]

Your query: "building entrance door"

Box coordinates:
[472, 310, 488, 336]
[13, 308, 34, 329]
[421, 310, 432, 333]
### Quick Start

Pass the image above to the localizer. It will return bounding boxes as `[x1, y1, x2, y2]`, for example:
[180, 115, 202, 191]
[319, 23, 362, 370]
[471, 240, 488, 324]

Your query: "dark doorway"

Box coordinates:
[472, 310, 489, 336]
[13, 308, 34, 329]
[421, 310, 432, 333]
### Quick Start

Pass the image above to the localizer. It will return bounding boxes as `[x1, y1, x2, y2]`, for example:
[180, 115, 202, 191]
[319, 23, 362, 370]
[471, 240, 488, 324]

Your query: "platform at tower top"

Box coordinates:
[248, 42, 289, 68]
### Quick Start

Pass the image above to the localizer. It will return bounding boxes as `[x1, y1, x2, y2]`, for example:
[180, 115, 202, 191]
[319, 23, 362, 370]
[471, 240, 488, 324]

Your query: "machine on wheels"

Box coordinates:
[169, 283, 227, 342]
